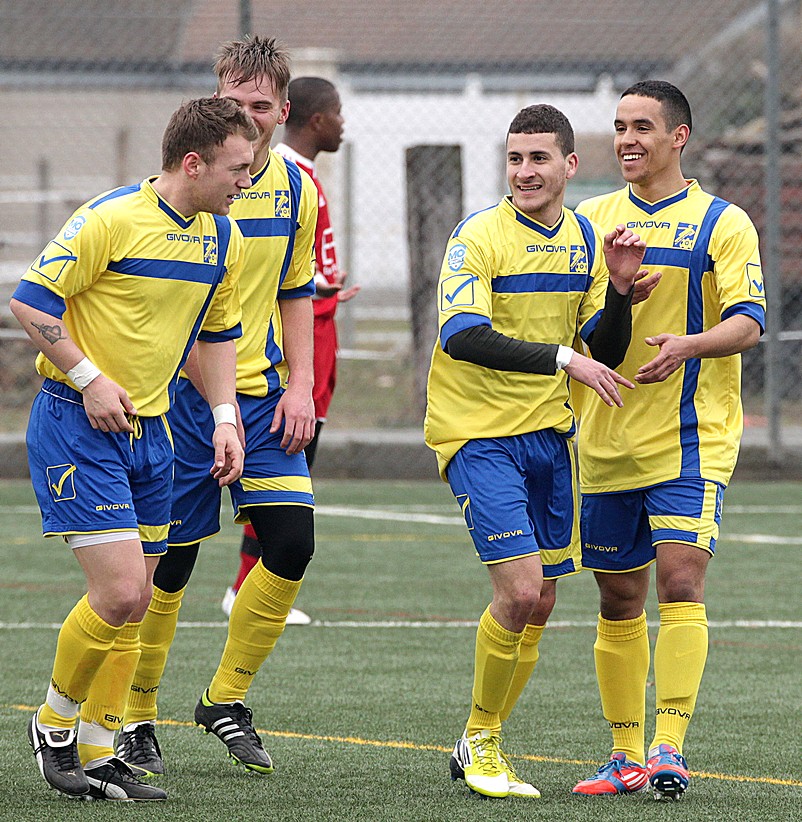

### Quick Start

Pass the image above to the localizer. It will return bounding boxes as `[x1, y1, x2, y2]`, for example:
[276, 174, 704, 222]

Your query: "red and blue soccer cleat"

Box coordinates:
[572, 752, 649, 796]
[646, 744, 689, 800]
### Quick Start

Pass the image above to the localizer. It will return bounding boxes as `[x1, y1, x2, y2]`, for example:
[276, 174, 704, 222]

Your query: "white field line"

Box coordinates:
[4, 504, 802, 545]
[2, 619, 801, 630]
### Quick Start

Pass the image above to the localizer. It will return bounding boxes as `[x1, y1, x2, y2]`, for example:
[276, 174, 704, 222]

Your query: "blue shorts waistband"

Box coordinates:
[41, 378, 84, 404]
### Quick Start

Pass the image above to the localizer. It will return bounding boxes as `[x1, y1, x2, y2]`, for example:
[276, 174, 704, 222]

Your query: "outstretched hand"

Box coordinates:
[635, 333, 695, 383]
[564, 351, 635, 407]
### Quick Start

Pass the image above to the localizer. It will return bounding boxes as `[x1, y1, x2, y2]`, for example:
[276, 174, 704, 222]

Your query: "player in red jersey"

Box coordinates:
[223, 77, 359, 621]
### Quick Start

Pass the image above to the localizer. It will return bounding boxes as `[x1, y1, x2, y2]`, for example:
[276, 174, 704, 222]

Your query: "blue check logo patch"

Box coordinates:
[746, 262, 764, 298]
[441, 273, 478, 311]
[47, 464, 77, 502]
[33, 241, 77, 283]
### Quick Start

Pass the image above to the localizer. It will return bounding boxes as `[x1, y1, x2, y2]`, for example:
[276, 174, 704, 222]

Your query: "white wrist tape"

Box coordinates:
[66, 357, 102, 390]
[555, 345, 575, 370]
[212, 403, 237, 427]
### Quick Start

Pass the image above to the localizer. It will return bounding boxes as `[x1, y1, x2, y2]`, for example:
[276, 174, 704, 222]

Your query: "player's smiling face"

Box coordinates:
[614, 94, 682, 187]
[217, 75, 289, 170]
[195, 132, 253, 215]
[506, 131, 577, 226]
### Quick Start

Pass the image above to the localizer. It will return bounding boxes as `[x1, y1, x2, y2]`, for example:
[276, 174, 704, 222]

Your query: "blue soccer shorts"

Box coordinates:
[167, 379, 314, 546]
[445, 429, 581, 578]
[581, 477, 725, 572]
[26, 379, 173, 554]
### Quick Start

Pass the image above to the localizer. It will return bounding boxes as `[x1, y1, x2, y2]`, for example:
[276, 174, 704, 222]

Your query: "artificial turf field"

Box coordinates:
[0, 477, 800, 821]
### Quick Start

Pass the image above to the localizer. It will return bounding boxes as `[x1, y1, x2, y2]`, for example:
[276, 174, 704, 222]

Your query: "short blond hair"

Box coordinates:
[214, 35, 291, 99]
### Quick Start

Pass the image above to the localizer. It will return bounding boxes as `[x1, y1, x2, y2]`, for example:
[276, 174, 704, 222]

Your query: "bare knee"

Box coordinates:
[596, 569, 649, 620]
[89, 579, 150, 626]
[492, 581, 541, 631]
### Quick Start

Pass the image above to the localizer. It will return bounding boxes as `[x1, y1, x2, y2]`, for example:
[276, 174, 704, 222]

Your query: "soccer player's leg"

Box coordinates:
[644, 479, 719, 800]
[446, 434, 565, 799]
[196, 392, 314, 773]
[121, 384, 221, 776]
[24, 386, 144, 798]
[573, 491, 653, 796]
[77, 415, 171, 800]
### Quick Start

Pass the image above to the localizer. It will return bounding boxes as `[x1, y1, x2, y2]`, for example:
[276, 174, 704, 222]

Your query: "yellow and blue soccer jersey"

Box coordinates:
[575, 180, 766, 492]
[13, 177, 243, 417]
[229, 150, 317, 396]
[424, 196, 611, 479]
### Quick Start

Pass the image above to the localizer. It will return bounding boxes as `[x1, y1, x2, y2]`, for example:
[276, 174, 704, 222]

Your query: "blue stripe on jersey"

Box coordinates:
[107, 258, 220, 284]
[513, 209, 564, 239]
[236, 217, 294, 238]
[452, 205, 496, 239]
[198, 322, 242, 342]
[279, 281, 316, 299]
[12, 280, 67, 318]
[87, 183, 141, 210]
[579, 308, 603, 342]
[679, 197, 729, 476]
[492, 272, 593, 294]
[723, 301, 766, 332]
[439, 312, 491, 350]
[262, 319, 284, 393]
[277, 159, 303, 290]
[155, 197, 195, 230]
[169, 214, 233, 398]
[574, 212, 597, 273]
[250, 156, 271, 186]
[642, 247, 692, 268]
[628, 185, 690, 215]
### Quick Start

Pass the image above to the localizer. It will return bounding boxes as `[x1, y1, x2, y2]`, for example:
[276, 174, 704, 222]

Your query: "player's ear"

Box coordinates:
[277, 99, 290, 126]
[565, 151, 579, 180]
[183, 151, 203, 179]
[674, 124, 690, 151]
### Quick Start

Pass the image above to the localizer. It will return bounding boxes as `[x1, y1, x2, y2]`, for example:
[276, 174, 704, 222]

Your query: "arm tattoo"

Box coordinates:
[30, 320, 65, 345]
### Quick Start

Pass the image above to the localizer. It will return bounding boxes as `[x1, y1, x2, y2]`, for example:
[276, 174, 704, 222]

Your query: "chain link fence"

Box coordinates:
[1, 0, 800, 471]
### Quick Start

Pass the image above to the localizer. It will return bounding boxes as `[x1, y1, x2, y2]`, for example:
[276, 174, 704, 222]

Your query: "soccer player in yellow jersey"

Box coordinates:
[11, 96, 252, 800]
[425, 104, 647, 799]
[571, 81, 765, 801]
[115, 36, 319, 778]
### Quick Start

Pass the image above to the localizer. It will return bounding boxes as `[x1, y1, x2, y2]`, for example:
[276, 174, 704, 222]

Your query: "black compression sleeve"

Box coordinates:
[444, 324, 559, 374]
[586, 281, 633, 368]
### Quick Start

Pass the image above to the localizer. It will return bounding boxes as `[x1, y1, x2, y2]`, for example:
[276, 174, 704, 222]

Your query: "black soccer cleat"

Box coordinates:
[116, 721, 165, 777]
[84, 757, 167, 801]
[194, 690, 274, 773]
[27, 709, 90, 797]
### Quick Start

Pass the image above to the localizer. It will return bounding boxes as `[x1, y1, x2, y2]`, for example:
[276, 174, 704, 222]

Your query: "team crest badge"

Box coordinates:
[570, 244, 588, 273]
[447, 243, 467, 272]
[203, 235, 218, 265]
[275, 190, 290, 218]
[673, 223, 698, 250]
[63, 215, 86, 241]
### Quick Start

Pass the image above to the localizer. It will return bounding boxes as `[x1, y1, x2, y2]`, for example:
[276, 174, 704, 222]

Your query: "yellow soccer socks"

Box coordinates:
[208, 562, 301, 703]
[78, 621, 142, 766]
[499, 623, 544, 722]
[651, 601, 708, 755]
[38, 595, 120, 730]
[466, 607, 523, 736]
[124, 586, 185, 725]
[595, 612, 650, 763]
